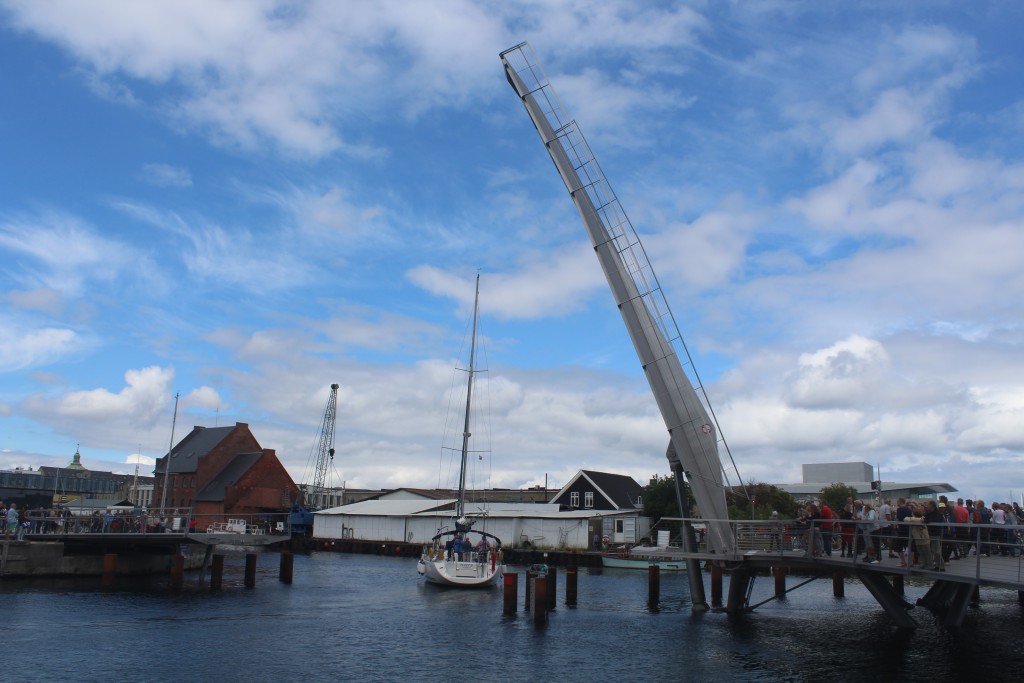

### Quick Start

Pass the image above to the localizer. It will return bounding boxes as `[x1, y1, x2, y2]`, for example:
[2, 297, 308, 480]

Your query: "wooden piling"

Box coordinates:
[244, 553, 257, 588]
[832, 571, 845, 597]
[524, 570, 534, 611]
[169, 555, 184, 590]
[279, 550, 293, 584]
[211, 554, 224, 590]
[774, 566, 786, 598]
[710, 563, 723, 606]
[648, 565, 661, 605]
[532, 575, 548, 628]
[503, 572, 518, 615]
[101, 553, 117, 589]
[891, 574, 904, 596]
[565, 566, 578, 606]
[546, 566, 558, 611]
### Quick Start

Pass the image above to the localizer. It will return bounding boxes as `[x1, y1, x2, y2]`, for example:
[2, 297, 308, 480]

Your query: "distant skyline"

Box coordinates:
[2, 2, 1023, 505]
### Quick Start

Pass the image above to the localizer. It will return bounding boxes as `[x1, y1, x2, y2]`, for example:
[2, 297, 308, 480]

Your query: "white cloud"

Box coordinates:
[0, 318, 81, 371]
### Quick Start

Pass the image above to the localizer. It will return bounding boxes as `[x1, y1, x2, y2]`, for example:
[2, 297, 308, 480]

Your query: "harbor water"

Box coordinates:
[3, 551, 1024, 682]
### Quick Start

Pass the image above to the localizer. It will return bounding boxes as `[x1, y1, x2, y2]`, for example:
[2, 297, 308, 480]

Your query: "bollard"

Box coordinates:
[503, 572, 518, 615]
[211, 554, 224, 590]
[169, 555, 185, 590]
[547, 566, 558, 611]
[833, 571, 845, 597]
[565, 566, 578, 606]
[101, 553, 117, 590]
[524, 570, 534, 612]
[244, 553, 257, 588]
[710, 563, 723, 606]
[648, 565, 660, 606]
[891, 574, 904, 596]
[279, 550, 293, 584]
[532, 575, 548, 628]
[774, 566, 786, 599]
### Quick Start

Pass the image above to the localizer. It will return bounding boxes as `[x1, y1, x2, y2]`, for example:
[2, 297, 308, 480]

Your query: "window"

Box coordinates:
[615, 519, 624, 533]
[584, 491, 594, 508]
[570, 491, 579, 507]
[636, 495, 643, 506]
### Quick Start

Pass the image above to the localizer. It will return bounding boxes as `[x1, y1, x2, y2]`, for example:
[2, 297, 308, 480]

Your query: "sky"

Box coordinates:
[1, 1, 1023, 504]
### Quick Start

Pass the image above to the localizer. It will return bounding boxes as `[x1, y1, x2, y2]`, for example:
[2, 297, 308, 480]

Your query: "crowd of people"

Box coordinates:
[0, 502, 180, 537]
[785, 495, 1024, 569]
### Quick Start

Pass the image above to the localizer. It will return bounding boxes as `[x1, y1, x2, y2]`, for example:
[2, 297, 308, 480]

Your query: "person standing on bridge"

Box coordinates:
[924, 500, 946, 571]
[819, 502, 835, 556]
[5, 502, 18, 540]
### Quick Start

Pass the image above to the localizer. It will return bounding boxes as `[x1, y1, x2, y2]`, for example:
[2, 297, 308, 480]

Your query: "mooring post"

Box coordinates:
[832, 571, 845, 597]
[648, 564, 661, 606]
[244, 553, 257, 588]
[279, 550, 293, 584]
[532, 575, 548, 628]
[211, 554, 224, 590]
[773, 566, 786, 598]
[101, 553, 117, 589]
[169, 555, 185, 590]
[546, 566, 558, 611]
[524, 570, 534, 611]
[565, 565, 578, 606]
[503, 572, 518, 615]
[710, 563, 723, 606]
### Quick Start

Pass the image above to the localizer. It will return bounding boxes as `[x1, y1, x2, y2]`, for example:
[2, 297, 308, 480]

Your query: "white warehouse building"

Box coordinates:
[313, 499, 649, 549]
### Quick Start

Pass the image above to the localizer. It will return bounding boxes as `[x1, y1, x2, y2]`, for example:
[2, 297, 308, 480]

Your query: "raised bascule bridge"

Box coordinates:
[499, 41, 1022, 629]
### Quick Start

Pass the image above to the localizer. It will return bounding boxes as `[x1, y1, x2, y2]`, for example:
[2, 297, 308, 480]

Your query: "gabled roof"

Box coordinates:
[367, 487, 457, 501]
[159, 425, 238, 475]
[552, 470, 644, 510]
[193, 452, 263, 502]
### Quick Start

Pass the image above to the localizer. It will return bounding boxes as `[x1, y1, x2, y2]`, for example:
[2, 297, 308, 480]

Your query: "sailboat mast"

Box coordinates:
[456, 274, 481, 519]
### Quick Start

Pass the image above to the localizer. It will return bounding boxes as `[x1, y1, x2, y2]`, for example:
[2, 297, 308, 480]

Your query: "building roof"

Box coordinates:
[193, 452, 263, 502]
[779, 481, 957, 498]
[159, 425, 238, 475]
[552, 470, 644, 510]
[315, 499, 633, 520]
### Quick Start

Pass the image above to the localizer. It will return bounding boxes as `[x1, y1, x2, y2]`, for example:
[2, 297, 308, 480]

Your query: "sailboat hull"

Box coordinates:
[418, 556, 504, 587]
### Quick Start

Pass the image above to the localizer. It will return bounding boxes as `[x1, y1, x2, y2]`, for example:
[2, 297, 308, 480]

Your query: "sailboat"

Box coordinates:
[417, 275, 505, 587]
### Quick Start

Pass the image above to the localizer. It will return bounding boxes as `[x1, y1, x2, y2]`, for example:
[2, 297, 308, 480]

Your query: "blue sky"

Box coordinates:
[2, 1, 1023, 504]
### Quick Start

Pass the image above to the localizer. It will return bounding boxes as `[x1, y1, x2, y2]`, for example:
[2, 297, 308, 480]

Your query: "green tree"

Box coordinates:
[819, 482, 857, 513]
[726, 482, 796, 519]
[643, 474, 694, 522]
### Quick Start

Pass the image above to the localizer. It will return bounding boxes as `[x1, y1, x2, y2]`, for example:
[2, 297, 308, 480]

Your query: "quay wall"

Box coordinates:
[307, 538, 604, 567]
[0, 541, 207, 578]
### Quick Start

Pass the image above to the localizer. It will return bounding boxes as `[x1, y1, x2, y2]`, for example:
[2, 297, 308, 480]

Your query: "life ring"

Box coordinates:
[601, 534, 610, 544]
[701, 423, 712, 434]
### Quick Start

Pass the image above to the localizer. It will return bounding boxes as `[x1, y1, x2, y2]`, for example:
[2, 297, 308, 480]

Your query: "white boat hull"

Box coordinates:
[418, 556, 504, 587]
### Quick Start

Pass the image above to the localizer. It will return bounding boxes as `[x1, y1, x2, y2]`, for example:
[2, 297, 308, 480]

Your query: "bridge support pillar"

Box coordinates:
[648, 565, 660, 608]
[773, 566, 786, 598]
[710, 563, 723, 607]
[565, 566, 577, 606]
[943, 582, 976, 628]
[725, 565, 753, 614]
[503, 572, 518, 615]
[832, 571, 844, 597]
[532, 575, 548, 628]
[244, 553, 257, 588]
[547, 566, 557, 611]
[101, 553, 117, 589]
[169, 555, 184, 590]
[211, 554, 224, 590]
[858, 570, 916, 629]
[279, 550, 294, 584]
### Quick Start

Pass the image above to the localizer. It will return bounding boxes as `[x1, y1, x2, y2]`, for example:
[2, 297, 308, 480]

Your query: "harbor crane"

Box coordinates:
[290, 383, 340, 535]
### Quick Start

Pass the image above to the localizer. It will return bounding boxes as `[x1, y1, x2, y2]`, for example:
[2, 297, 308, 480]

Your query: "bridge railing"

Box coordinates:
[699, 516, 1024, 584]
[22, 511, 292, 536]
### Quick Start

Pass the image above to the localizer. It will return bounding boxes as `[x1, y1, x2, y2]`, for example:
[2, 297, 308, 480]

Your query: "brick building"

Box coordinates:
[153, 422, 300, 526]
